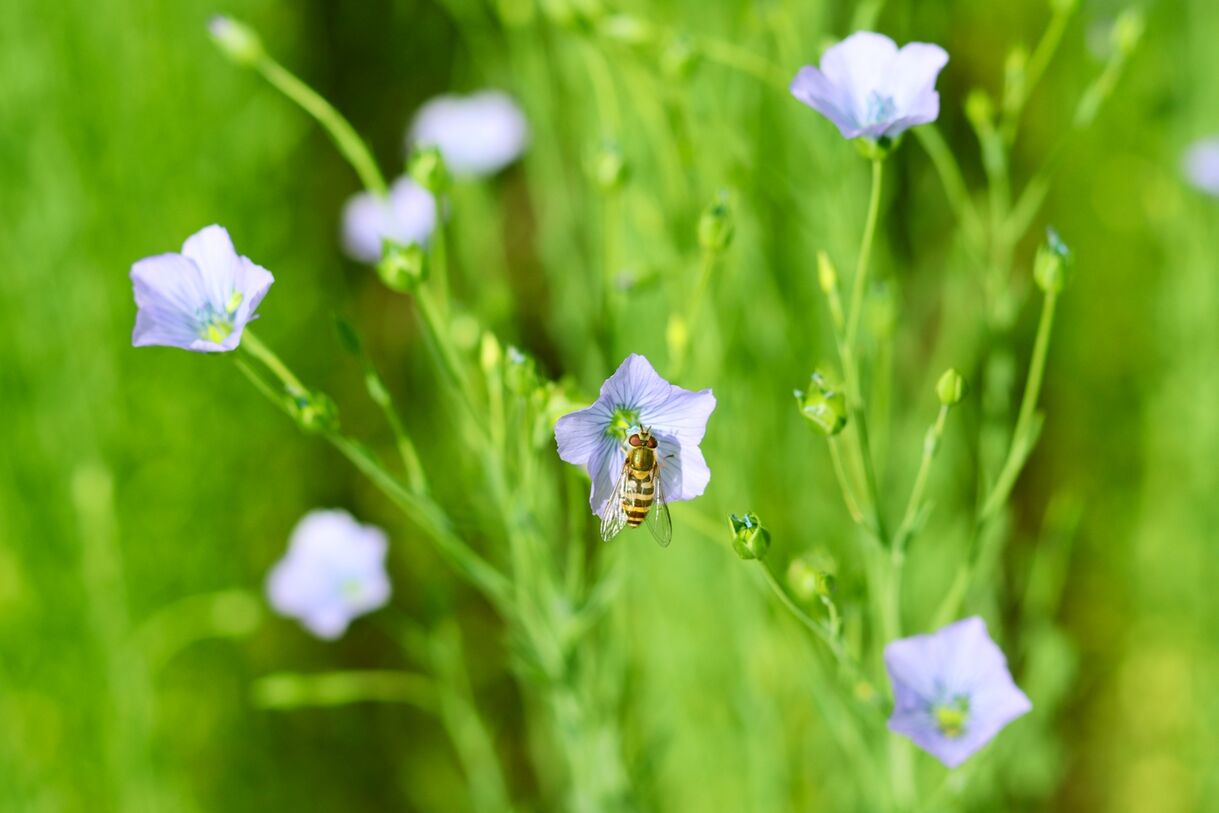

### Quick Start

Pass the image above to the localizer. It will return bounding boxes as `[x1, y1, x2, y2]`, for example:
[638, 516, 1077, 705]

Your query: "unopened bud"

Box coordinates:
[589, 141, 627, 191]
[795, 371, 847, 436]
[208, 16, 264, 67]
[1034, 228, 1071, 293]
[291, 390, 339, 434]
[1112, 9, 1145, 56]
[729, 513, 771, 560]
[936, 368, 967, 407]
[698, 191, 734, 253]
[787, 557, 836, 602]
[965, 89, 994, 128]
[480, 332, 503, 377]
[817, 251, 839, 295]
[409, 146, 450, 194]
[505, 346, 539, 395]
[377, 242, 427, 292]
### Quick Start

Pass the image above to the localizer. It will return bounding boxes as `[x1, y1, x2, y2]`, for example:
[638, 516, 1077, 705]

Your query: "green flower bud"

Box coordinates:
[1111, 9, 1145, 56]
[588, 141, 627, 191]
[377, 242, 427, 293]
[208, 16, 264, 67]
[661, 34, 700, 80]
[409, 146, 450, 194]
[965, 89, 994, 128]
[817, 251, 839, 295]
[480, 332, 503, 378]
[729, 513, 771, 560]
[787, 557, 836, 602]
[795, 371, 847, 436]
[1034, 228, 1071, 294]
[698, 191, 734, 253]
[936, 368, 967, 407]
[291, 390, 339, 434]
[505, 346, 540, 396]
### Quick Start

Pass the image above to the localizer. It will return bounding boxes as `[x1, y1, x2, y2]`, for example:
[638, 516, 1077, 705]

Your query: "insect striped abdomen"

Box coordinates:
[623, 471, 655, 527]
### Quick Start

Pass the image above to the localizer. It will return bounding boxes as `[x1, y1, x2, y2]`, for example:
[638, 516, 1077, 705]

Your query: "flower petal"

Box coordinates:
[182, 224, 243, 309]
[819, 32, 900, 124]
[791, 66, 863, 138]
[131, 253, 213, 350]
[409, 90, 529, 177]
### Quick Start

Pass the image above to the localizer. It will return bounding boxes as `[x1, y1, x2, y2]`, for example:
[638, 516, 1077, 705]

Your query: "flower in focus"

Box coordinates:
[885, 616, 1032, 768]
[407, 90, 528, 177]
[266, 509, 391, 640]
[790, 31, 948, 141]
[130, 224, 273, 352]
[1183, 138, 1219, 197]
[555, 354, 716, 519]
[341, 176, 437, 264]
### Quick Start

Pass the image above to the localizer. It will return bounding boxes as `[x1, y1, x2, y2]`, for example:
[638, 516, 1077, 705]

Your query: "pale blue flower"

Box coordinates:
[341, 176, 437, 264]
[885, 616, 1032, 768]
[130, 225, 273, 352]
[1184, 139, 1219, 197]
[408, 90, 528, 177]
[555, 354, 716, 519]
[791, 31, 948, 141]
[266, 509, 391, 640]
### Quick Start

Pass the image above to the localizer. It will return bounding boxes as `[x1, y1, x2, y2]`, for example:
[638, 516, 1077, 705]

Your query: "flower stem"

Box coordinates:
[253, 670, 437, 709]
[253, 56, 388, 197]
[846, 158, 883, 353]
[697, 36, 790, 90]
[241, 330, 305, 394]
[979, 287, 1058, 522]
[431, 195, 451, 315]
[894, 404, 951, 552]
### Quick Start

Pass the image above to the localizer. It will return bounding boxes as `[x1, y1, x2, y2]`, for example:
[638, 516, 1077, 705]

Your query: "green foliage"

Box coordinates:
[0, 0, 1214, 811]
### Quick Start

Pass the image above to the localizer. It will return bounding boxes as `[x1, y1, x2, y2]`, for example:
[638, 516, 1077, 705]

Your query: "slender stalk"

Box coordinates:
[979, 288, 1058, 521]
[254, 57, 388, 196]
[253, 670, 437, 709]
[431, 196, 451, 315]
[914, 126, 985, 257]
[846, 159, 883, 352]
[894, 405, 951, 552]
[1002, 3, 1074, 137]
[698, 36, 790, 90]
[827, 436, 866, 528]
[241, 330, 305, 394]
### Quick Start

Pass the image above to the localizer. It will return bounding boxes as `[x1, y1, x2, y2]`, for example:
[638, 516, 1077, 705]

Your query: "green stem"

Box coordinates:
[241, 330, 305, 394]
[1002, 3, 1073, 137]
[254, 670, 437, 709]
[432, 195, 451, 315]
[914, 126, 985, 255]
[254, 57, 388, 196]
[846, 159, 883, 352]
[979, 288, 1058, 521]
[894, 404, 951, 552]
[698, 36, 790, 90]
[827, 436, 866, 528]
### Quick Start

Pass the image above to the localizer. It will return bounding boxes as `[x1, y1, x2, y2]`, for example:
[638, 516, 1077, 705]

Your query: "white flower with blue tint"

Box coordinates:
[341, 176, 437, 264]
[130, 225, 273, 352]
[408, 90, 528, 177]
[1184, 139, 1219, 197]
[266, 510, 391, 640]
[791, 31, 948, 141]
[885, 616, 1032, 768]
[555, 354, 716, 519]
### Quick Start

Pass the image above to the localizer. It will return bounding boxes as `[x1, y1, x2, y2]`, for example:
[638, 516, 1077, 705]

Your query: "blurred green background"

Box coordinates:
[1, 0, 1215, 810]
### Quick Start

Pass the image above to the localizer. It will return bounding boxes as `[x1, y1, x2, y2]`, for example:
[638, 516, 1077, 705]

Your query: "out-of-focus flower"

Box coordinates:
[555, 354, 716, 519]
[266, 510, 391, 640]
[407, 91, 528, 177]
[130, 224, 273, 352]
[791, 32, 948, 141]
[885, 616, 1032, 768]
[1184, 139, 1219, 197]
[341, 176, 436, 264]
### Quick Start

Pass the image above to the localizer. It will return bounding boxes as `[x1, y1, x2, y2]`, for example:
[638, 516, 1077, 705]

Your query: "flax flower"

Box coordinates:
[407, 90, 528, 177]
[555, 354, 716, 519]
[130, 225, 273, 352]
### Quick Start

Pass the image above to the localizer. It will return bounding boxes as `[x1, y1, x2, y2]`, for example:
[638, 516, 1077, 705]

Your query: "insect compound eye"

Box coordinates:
[628, 434, 643, 447]
[646, 436, 658, 449]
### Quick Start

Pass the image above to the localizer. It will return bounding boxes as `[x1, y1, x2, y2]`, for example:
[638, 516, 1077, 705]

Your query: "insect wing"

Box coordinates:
[599, 462, 630, 542]
[644, 465, 673, 547]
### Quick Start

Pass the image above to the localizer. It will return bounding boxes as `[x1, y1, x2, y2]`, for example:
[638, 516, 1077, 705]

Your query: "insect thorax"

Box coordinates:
[626, 446, 656, 474]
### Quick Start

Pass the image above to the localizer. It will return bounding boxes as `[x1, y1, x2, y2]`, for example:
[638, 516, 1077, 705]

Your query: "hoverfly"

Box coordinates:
[599, 427, 673, 547]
